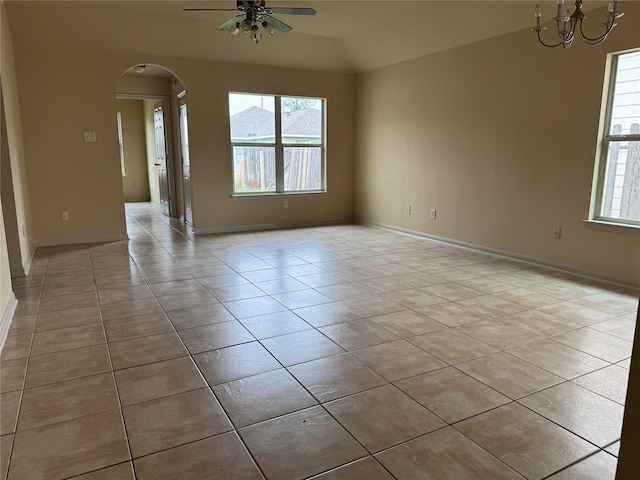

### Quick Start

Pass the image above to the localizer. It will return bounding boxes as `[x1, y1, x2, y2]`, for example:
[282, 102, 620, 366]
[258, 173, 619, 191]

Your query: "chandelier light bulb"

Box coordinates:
[535, 4, 542, 29]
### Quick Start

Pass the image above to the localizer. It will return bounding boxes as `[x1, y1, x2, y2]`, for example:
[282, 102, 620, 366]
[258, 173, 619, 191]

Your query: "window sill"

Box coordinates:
[231, 191, 327, 199]
[583, 219, 640, 236]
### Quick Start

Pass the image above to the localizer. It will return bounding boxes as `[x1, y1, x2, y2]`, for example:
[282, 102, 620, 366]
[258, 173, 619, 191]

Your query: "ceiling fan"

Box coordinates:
[183, 1, 316, 43]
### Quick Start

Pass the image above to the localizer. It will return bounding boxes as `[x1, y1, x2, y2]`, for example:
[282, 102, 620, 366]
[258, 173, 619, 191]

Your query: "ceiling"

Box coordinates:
[5, 1, 612, 73]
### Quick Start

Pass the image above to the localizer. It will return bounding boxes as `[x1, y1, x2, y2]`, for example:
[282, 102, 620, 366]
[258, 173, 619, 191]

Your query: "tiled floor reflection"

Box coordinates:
[1, 202, 638, 479]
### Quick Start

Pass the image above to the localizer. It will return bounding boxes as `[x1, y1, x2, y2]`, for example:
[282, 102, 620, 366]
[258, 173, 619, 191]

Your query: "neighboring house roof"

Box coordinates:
[282, 108, 322, 137]
[230, 106, 275, 139]
[231, 106, 321, 139]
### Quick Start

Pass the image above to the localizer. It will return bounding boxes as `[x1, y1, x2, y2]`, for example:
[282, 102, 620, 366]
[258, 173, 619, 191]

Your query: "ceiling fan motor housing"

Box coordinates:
[237, 1, 267, 12]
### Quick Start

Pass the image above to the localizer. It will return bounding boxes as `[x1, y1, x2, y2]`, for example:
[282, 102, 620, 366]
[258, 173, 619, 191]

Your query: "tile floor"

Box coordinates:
[1, 202, 638, 480]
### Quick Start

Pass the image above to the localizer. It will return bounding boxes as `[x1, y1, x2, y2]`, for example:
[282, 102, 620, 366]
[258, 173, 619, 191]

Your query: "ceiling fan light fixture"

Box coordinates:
[251, 24, 262, 43]
[188, 1, 315, 43]
[263, 21, 276, 36]
[241, 19, 252, 33]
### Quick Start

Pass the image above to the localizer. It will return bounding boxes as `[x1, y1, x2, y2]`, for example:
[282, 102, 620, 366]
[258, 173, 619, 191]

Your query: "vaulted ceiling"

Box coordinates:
[5, 1, 611, 73]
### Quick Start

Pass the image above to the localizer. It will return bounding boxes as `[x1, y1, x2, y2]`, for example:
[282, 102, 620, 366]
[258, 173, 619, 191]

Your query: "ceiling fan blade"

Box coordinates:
[263, 14, 292, 32]
[215, 15, 245, 31]
[183, 8, 239, 12]
[268, 7, 316, 16]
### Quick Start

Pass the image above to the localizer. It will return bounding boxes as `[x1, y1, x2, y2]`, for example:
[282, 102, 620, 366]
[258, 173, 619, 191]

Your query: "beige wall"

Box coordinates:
[0, 2, 23, 348]
[0, 3, 33, 269]
[9, 44, 128, 244]
[185, 63, 355, 231]
[354, 3, 640, 287]
[117, 99, 150, 203]
[9, 41, 355, 242]
[117, 74, 172, 98]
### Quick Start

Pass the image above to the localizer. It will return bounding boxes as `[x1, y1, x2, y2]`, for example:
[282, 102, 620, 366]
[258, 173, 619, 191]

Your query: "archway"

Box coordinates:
[115, 64, 192, 227]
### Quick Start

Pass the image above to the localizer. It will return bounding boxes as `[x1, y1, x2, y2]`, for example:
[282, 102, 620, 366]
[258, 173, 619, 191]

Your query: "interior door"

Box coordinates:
[154, 102, 170, 216]
[179, 96, 193, 225]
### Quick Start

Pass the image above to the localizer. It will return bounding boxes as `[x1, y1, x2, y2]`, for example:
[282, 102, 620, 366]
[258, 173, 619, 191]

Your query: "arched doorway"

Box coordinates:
[115, 64, 192, 226]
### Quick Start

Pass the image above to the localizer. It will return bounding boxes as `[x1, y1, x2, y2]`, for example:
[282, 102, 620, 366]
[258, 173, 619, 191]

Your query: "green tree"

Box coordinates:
[281, 98, 318, 113]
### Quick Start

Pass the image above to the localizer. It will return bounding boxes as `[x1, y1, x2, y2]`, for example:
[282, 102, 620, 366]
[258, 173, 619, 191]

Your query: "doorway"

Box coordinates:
[153, 100, 171, 215]
[178, 93, 192, 226]
[115, 64, 192, 228]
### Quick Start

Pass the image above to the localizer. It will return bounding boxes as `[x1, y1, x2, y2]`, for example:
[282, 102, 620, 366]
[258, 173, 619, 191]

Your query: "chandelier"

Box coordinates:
[532, 0, 624, 48]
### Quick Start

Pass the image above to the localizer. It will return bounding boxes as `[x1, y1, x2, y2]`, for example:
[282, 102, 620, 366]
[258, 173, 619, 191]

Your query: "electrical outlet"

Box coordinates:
[284, 200, 288, 209]
[61, 211, 69, 221]
[406, 205, 412, 215]
[83, 131, 96, 143]
[430, 209, 437, 219]
[552, 226, 561, 239]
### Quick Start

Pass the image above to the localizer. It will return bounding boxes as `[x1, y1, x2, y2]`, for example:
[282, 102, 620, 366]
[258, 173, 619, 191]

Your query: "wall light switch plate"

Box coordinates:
[83, 131, 97, 143]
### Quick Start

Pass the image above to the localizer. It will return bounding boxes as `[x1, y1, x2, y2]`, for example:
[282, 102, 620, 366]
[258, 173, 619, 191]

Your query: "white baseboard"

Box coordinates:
[23, 243, 36, 276]
[194, 219, 349, 235]
[0, 293, 18, 354]
[363, 221, 640, 290]
[34, 234, 129, 247]
[10, 243, 36, 278]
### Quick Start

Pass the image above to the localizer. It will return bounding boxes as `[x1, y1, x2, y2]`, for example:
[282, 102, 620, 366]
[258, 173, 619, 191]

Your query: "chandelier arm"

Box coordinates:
[557, 21, 576, 44]
[578, 20, 614, 45]
[536, 30, 567, 48]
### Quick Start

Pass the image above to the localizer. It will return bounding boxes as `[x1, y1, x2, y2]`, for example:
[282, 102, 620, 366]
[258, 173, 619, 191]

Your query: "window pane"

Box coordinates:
[233, 146, 276, 193]
[229, 93, 275, 144]
[609, 51, 640, 136]
[600, 140, 640, 222]
[284, 147, 322, 191]
[281, 97, 322, 145]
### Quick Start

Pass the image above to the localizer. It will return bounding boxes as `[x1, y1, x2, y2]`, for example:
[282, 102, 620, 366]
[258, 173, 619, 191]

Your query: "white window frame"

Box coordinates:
[229, 93, 326, 196]
[587, 48, 640, 234]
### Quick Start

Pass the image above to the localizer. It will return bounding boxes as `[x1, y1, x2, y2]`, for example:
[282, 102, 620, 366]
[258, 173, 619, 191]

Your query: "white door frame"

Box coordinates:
[177, 90, 193, 226]
[116, 94, 177, 217]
